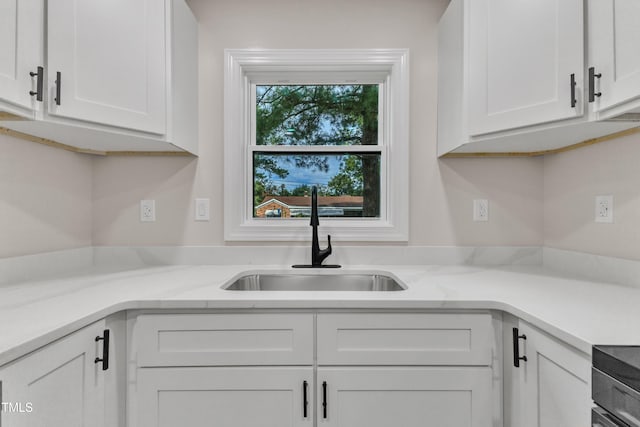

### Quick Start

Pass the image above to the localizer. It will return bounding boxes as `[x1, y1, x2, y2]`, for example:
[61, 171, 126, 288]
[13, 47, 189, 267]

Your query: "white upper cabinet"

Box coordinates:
[468, 0, 585, 136]
[47, 0, 166, 134]
[0, 0, 43, 115]
[0, 0, 198, 154]
[438, 0, 640, 156]
[588, 0, 640, 119]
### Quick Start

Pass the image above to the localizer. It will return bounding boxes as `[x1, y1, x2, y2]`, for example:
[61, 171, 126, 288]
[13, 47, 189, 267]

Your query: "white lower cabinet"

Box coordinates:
[0, 319, 115, 427]
[130, 311, 497, 427]
[0, 309, 598, 426]
[136, 367, 313, 427]
[504, 315, 591, 427]
[318, 367, 492, 427]
[316, 312, 495, 427]
[135, 366, 492, 427]
[130, 312, 316, 427]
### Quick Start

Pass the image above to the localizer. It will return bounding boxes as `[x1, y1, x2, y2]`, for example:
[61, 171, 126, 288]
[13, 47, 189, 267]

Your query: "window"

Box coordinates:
[224, 49, 409, 241]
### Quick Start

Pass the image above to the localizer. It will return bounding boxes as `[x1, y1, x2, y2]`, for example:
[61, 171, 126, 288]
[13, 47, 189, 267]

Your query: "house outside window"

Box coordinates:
[255, 195, 365, 218]
[224, 49, 409, 242]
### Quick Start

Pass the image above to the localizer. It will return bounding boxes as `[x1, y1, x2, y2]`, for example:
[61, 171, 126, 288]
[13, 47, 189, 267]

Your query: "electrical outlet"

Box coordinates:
[140, 199, 156, 222]
[195, 198, 210, 221]
[595, 195, 613, 223]
[473, 199, 489, 222]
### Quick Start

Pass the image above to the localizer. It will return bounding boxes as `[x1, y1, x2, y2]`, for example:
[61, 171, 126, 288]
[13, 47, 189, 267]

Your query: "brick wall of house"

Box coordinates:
[255, 202, 291, 218]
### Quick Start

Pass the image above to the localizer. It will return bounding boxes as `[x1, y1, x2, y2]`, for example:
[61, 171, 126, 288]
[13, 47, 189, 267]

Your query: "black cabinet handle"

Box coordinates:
[54, 71, 61, 106]
[513, 327, 527, 368]
[322, 381, 328, 419]
[94, 329, 110, 371]
[29, 66, 44, 102]
[589, 67, 602, 102]
[302, 380, 308, 418]
[570, 73, 577, 108]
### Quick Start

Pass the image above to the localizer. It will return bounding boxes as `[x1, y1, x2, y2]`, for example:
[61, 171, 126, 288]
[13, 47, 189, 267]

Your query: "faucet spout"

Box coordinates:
[310, 186, 320, 227]
[311, 186, 332, 266]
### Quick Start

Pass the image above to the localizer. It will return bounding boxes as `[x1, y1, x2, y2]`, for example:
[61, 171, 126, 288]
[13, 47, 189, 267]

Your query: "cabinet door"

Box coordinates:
[136, 367, 313, 427]
[515, 322, 591, 427]
[318, 367, 493, 427]
[468, 0, 584, 135]
[588, 0, 640, 115]
[47, 0, 166, 134]
[0, 320, 107, 427]
[0, 0, 43, 113]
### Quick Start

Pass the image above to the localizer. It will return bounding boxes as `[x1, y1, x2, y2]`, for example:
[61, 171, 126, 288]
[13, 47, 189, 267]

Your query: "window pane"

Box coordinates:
[256, 85, 379, 146]
[253, 152, 381, 218]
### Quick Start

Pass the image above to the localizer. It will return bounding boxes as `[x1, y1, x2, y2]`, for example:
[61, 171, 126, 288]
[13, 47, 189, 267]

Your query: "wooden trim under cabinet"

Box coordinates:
[0, 112, 27, 121]
[0, 126, 194, 157]
[442, 127, 640, 158]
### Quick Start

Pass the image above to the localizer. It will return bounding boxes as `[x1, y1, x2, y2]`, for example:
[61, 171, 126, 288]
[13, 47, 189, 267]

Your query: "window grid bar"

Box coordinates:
[249, 145, 383, 153]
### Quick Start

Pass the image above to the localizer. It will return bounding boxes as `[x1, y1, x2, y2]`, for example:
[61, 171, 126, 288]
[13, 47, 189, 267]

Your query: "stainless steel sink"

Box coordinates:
[223, 273, 406, 291]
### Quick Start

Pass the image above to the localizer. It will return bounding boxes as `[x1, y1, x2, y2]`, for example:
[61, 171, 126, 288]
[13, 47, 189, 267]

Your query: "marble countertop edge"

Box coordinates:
[1, 263, 638, 367]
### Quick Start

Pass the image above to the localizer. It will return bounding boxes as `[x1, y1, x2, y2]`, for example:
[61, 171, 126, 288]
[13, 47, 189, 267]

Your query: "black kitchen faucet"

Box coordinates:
[292, 186, 341, 268]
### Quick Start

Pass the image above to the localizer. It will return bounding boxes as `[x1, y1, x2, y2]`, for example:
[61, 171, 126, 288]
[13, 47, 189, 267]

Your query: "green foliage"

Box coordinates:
[327, 155, 363, 196]
[256, 85, 376, 146]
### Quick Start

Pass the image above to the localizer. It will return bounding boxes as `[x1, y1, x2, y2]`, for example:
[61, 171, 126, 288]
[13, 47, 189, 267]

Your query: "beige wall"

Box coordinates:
[5, 0, 637, 259]
[544, 131, 640, 260]
[0, 133, 93, 258]
[3, 0, 545, 257]
[90, 0, 544, 247]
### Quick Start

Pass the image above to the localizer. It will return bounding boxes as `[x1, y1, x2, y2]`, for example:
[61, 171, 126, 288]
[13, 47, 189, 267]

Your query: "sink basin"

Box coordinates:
[223, 273, 406, 291]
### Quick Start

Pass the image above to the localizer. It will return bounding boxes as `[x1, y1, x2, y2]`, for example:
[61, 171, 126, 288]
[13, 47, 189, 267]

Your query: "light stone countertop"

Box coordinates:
[1, 263, 639, 366]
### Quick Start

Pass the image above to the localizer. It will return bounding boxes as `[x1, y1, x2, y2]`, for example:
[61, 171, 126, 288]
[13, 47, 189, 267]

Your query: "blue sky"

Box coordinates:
[260, 155, 342, 190]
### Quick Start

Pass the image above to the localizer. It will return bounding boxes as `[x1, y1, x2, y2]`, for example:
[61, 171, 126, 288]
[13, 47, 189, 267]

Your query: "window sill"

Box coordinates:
[224, 218, 408, 242]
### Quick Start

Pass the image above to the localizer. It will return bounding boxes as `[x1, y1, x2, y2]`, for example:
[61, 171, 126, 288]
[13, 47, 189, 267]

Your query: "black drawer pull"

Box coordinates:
[302, 380, 308, 418]
[54, 71, 61, 106]
[29, 66, 44, 101]
[513, 327, 527, 368]
[570, 73, 577, 108]
[94, 329, 110, 371]
[322, 381, 328, 419]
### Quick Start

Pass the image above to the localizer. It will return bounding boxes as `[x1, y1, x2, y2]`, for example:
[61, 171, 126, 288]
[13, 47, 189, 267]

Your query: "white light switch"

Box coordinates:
[195, 198, 210, 221]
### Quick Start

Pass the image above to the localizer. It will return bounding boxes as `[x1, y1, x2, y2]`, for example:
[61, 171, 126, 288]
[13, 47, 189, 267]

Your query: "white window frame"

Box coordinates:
[224, 49, 409, 242]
